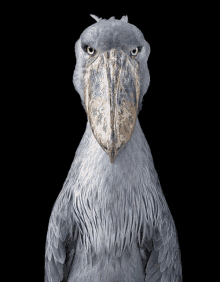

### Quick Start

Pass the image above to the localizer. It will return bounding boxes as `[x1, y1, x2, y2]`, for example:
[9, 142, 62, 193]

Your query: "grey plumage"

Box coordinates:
[45, 15, 182, 282]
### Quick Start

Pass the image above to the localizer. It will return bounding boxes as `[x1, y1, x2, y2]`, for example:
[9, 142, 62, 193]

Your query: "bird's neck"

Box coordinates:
[67, 117, 167, 256]
[70, 117, 159, 194]
[75, 118, 147, 166]
[64, 115, 168, 255]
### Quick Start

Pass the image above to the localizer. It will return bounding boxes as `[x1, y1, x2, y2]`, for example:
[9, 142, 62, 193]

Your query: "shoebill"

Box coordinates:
[45, 15, 183, 282]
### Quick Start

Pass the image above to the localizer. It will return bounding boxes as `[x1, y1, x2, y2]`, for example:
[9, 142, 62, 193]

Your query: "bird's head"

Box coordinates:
[73, 15, 150, 163]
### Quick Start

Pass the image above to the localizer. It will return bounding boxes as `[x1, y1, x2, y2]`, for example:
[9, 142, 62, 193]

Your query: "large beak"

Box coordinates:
[84, 49, 140, 163]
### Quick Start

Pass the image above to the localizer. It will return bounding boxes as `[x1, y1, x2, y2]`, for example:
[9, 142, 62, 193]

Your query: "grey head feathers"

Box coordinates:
[73, 15, 150, 115]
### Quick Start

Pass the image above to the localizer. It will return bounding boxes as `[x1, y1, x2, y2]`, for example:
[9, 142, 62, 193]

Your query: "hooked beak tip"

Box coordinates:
[108, 150, 116, 164]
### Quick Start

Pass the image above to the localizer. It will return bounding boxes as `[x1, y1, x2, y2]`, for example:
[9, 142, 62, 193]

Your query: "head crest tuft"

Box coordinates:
[90, 14, 102, 22]
[90, 15, 129, 23]
[120, 15, 128, 23]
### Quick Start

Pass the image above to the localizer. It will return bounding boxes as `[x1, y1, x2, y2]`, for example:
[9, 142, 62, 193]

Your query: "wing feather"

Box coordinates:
[160, 251, 168, 273]
[45, 185, 78, 282]
[158, 244, 164, 263]
[145, 249, 159, 274]
[144, 209, 182, 282]
[146, 266, 162, 282]
[154, 237, 163, 251]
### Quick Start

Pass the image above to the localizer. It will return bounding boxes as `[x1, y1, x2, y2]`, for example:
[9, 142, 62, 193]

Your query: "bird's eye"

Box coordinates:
[130, 46, 142, 57]
[87, 46, 95, 55]
[130, 47, 138, 56]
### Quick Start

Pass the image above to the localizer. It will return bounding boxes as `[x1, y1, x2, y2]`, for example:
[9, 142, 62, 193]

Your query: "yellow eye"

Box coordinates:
[87, 46, 95, 55]
[130, 47, 138, 56]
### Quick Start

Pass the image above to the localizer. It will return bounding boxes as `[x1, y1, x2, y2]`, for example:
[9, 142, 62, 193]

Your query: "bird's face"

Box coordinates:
[73, 17, 150, 163]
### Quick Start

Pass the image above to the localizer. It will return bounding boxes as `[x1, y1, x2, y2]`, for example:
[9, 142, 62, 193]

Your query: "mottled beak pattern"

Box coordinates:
[84, 49, 140, 163]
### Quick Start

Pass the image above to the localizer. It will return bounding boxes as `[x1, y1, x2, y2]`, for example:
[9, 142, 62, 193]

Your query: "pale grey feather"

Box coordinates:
[45, 168, 79, 282]
[90, 14, 102, 22]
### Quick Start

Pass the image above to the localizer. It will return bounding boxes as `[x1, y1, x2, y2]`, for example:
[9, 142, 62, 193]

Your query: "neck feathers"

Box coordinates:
[64, 119, 167, 256]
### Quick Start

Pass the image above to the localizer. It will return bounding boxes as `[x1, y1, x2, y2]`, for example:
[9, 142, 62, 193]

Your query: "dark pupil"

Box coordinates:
[89, 47, 93, 53]
[133, 49, 136, 54]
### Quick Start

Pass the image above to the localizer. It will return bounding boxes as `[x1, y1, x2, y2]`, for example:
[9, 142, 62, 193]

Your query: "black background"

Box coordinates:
[9, 2, 204, 280]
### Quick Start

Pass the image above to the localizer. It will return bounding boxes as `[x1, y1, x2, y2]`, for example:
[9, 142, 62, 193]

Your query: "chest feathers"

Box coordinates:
[69, 119, 167, 258]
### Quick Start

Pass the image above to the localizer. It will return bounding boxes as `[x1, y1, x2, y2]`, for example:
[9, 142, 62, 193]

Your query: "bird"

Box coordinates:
[45, 14, 183, 282]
